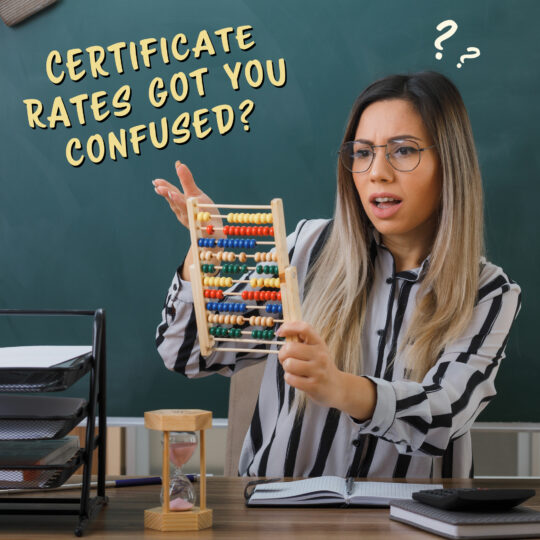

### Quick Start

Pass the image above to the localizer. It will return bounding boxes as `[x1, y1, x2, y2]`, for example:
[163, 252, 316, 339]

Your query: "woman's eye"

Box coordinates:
[393, 145, 418, 157]
[353, 149, 372, 159]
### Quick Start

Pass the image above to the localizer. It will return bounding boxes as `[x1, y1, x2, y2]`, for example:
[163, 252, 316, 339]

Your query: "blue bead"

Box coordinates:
[250, 239, 256, 248]
[198, 239, 203, 247]
[238, 240, 245, 248]
[209, 239, 215, 247]
[241, 303, 247, 312]
[265, 305, 271, 313]
[278, 305, 283, 314]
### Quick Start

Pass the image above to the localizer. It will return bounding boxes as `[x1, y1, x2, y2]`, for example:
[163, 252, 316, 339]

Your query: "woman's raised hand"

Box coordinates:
[153, 160, 215, 230]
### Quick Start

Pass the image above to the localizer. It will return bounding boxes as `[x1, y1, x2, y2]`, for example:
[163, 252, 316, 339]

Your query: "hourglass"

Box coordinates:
[144, 409, 213, 531]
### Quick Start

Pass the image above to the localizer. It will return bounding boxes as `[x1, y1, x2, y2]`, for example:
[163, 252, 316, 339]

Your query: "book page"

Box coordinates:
[251, 476, 346, 501]
[0, 346, 91, 369]
[351, 481, 443, 504]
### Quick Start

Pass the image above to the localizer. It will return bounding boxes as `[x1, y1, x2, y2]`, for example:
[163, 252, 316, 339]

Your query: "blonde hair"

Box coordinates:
[300, 72, 484, 408]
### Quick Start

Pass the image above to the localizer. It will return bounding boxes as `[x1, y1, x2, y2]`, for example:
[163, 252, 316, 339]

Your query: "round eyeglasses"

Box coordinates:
[339, 140, 437, 173]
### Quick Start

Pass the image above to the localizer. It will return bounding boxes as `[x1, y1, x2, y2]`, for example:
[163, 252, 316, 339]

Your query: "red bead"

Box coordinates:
[246, 227, 253, 236]
[254, 291, 261, 301]
[217, 290, 224, 299]
[271, 292, 277, 300]
[206, 225, 214, 235]
[223, 225, 229, 235]
[204, 290, 211, 298]
[209, 290, 216, 298]
[235, 226, 241, 235]
[277, 292, 281, 301]
[258, 227, 264, 236]
[242, 291, 249, 300]
[269, 227, 274, 236]
[263, 227, 270, 236]
[266, 291, 272, 300]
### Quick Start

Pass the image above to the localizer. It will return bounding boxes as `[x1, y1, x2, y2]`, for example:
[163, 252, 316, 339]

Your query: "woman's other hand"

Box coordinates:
[153, 160, 216, 230]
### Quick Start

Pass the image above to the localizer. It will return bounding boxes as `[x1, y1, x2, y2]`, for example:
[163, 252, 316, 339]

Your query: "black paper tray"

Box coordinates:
[0, 352, 92, 392]
[0, 396, 87, 440]
[0, 450, 83, 490]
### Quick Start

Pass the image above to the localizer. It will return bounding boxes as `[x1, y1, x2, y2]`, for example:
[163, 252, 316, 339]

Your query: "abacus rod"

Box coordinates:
[197, 203, 272, 209]
[205, 304, 280, 310]
[207, 213, 274, 222]
[215, 337, 283, 345]
[215, 347, 279, 354]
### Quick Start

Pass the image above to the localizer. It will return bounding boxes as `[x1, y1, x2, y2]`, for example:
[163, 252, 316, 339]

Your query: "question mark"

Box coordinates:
[239, 99, 255, 132]
[434, 19, 458, 60]
[457, 47, 481, 68]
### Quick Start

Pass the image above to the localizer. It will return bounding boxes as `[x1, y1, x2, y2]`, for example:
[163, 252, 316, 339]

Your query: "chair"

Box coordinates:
[224, 361, 266, 476]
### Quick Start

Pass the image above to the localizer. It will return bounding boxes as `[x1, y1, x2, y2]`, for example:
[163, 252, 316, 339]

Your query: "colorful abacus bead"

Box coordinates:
[206, 224, 214, 234]
[203, 289, 224, 299]
[251, 329, 275, 340]
[201, 264, 215, 273]
[196, 212, 211, 222]
[198, 238, 216, 248]
[265, 304, 283, 314]
[217, 238, 257, 249]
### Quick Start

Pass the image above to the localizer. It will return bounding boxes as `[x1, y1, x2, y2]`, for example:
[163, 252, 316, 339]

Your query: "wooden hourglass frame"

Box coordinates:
[144, 409, 213, 531]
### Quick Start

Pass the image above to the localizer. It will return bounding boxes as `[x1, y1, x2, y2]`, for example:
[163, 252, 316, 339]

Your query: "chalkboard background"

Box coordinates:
[0, 0, 537, 420]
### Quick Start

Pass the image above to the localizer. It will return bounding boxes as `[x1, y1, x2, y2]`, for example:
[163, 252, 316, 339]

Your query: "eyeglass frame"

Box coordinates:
[338, 139, 437, 173]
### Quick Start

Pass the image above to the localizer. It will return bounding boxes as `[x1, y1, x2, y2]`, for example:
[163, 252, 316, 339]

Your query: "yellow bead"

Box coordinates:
[250, 278, 257, 288]
[268, 213, 273, 224]
[203, 277, 209, 286]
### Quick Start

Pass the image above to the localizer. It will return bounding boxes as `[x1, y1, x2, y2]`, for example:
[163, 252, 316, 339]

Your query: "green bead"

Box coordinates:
[242, 264, 248, 273]
[268, 330, 274, 339]
[210, 264, 215, 273]
[256, 265, 263, 274]
[263, 265, 268, 274]
[273, 266, 278, 274]
[234, 328, 241, 338]
[251, 330, 257, 338]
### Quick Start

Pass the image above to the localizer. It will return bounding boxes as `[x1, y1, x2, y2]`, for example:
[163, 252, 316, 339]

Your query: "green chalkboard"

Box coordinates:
[0, 0, 537, 421]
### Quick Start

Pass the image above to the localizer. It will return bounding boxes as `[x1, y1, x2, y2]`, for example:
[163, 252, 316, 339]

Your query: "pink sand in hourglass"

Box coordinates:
[170, 497, 194, 511]
[169, 441, 197, 466]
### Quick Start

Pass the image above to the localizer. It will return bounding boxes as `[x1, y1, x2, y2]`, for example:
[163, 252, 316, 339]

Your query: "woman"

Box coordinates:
[153, 71, 521, 478]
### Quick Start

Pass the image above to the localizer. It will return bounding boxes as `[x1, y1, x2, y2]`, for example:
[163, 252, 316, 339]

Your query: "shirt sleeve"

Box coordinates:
[155, 219, 309, 379]
[355, 269, 522, 456]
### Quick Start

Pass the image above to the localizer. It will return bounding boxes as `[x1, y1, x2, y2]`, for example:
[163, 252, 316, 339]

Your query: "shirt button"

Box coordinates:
[352, 439, 361, 447]
[173, 283, 178, 290]
[386, 277, 393, 284]
[377, 329, 384, 336]
[372, 427, 380, 433]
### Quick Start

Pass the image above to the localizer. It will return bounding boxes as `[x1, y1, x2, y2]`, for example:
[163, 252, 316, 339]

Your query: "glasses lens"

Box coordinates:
[340, 142, 373, 173]
[387, 140, 421, 171]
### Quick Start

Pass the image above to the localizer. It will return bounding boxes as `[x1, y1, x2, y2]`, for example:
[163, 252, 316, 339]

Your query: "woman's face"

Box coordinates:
[352, 98, 442, 247]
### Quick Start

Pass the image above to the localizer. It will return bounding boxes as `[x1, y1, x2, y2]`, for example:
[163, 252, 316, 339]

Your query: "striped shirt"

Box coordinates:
[156, 218, 521, 478]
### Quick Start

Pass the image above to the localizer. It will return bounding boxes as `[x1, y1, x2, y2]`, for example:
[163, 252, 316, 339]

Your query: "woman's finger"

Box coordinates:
[276, 321, 324, 346]
[175, 160, 202, 197]
[282, 357, 313, 378]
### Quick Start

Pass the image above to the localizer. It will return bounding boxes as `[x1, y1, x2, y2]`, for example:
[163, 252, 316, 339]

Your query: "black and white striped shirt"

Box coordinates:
[156, 219, 521, 478]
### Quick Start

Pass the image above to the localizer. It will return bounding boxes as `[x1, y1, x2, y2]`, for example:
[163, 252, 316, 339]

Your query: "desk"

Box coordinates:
[1, 477, 540, 538]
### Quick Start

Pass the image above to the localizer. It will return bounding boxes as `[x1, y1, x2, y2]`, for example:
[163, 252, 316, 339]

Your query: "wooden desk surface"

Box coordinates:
[1, 477, 540, 539]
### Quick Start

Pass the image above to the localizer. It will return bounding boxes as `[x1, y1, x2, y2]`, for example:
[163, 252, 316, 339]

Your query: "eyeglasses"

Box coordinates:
[339, 139, 436, 173]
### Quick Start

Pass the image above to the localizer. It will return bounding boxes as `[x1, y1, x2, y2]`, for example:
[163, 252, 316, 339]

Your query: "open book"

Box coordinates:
[246, 476, 442, 507]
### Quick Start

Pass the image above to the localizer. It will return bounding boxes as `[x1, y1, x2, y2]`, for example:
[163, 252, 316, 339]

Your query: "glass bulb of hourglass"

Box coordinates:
[161, 431, 198, 511]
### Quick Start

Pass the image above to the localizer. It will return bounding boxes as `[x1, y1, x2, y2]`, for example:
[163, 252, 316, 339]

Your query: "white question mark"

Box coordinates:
[457, 47, 481, 68]
[239, 99, 255, 132]
[434, 19, 458, 60]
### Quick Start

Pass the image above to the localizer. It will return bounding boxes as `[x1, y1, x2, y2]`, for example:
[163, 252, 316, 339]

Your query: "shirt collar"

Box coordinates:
[370, 227, 431, 283]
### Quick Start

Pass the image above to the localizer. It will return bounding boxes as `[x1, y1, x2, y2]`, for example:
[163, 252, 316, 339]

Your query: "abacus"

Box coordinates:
[186, 197, 301, 357]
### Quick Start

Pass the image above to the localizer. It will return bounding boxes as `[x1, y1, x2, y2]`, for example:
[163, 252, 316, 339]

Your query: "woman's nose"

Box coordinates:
[369, 150, 394, 183]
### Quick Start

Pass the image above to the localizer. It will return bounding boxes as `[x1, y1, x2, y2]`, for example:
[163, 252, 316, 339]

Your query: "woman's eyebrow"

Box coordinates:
[353, 134, 422, 144]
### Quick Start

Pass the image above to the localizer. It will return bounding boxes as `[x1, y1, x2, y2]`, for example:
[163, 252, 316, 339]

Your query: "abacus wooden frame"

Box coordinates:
[186, 197, 302, 357]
